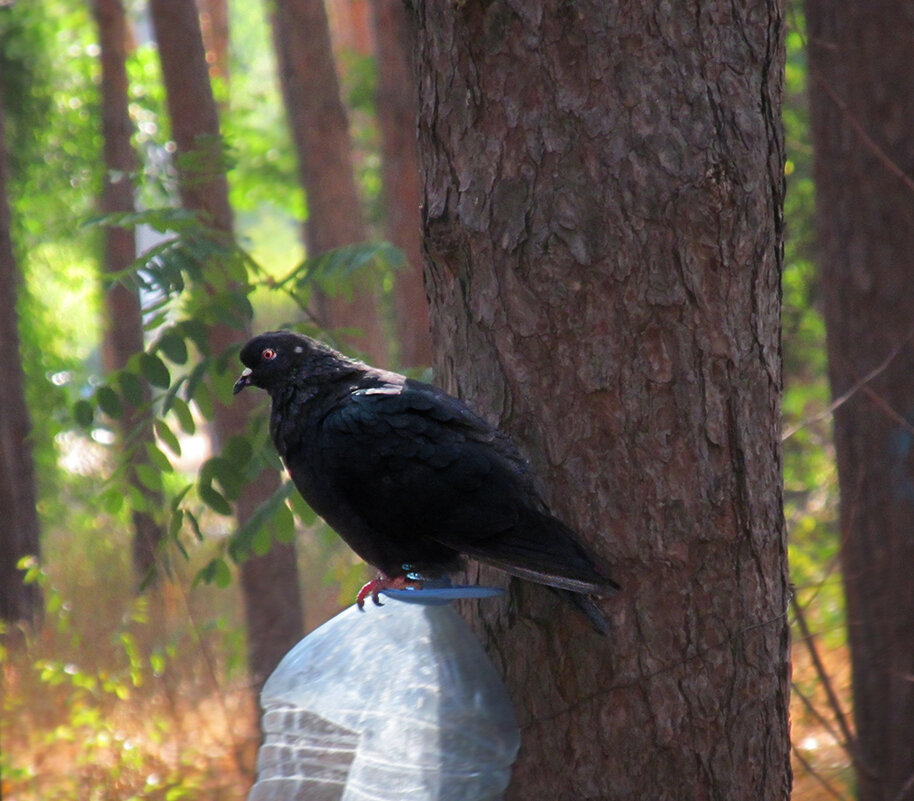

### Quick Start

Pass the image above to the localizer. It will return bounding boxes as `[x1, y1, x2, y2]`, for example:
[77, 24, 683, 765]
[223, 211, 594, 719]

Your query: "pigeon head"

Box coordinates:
[233, 331, 343, 396]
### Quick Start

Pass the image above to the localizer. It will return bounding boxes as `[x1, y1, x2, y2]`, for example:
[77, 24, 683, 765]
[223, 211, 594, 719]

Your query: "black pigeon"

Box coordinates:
[233, 330, 618, 632]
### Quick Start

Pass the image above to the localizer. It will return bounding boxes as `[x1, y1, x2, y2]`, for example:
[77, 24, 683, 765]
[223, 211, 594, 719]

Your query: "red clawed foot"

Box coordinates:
[356, 574, 423, 609]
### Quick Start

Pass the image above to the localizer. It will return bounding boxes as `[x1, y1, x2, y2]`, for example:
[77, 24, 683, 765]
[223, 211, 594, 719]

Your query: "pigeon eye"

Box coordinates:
[262, 348, 277, 361]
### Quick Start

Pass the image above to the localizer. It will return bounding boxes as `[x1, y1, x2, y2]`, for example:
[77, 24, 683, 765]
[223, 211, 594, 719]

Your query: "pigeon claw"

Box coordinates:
[356, 574, 423, 609]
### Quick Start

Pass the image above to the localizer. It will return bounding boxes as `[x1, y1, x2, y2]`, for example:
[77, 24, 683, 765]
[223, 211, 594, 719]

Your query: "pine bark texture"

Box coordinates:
[270, 0, 386, 364]
[94, 0, 165, 582]
[411, 2, 790, 799]
[807, 3, 914, 799]
[150, 0, 305, 691]
[373, 0, 432, 369]
[0, 88, 42, 626]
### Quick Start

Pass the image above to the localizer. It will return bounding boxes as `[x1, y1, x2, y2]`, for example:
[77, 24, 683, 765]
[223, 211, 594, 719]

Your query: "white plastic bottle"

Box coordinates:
[249, 594, 520, 801]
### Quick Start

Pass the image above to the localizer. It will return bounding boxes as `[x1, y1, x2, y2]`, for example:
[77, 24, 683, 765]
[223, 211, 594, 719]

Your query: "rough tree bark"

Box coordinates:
[149, 0, 304, 692]
[0, 86, 42, 628]
[807, 2, 914, 799]
[372, 0, 431, 369]
[93, 0, 166, 583]
[410, 2, 790, 799]
[270, 0, 386, 365]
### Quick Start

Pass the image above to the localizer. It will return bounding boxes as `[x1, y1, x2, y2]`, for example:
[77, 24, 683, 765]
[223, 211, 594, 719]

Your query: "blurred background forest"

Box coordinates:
[0, 0, 859, 799]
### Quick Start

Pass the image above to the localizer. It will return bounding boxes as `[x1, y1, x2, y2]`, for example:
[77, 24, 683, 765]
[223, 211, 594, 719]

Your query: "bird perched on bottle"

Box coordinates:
[233, 330, 618, 632]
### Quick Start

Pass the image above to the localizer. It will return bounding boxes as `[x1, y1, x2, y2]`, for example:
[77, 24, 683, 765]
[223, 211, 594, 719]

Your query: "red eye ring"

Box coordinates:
[262, 348, 277, 361]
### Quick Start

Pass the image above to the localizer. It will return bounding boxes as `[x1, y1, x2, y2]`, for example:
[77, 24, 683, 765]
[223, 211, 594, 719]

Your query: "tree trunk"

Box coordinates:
[93, 0, 166, 583]
[372, 0, 431, 369]
[0, 87, 42, 628]
[149, 0, 304, 693]
[196, 0, 229, 85]
[325, 0, 373, 56]
[411, 3, 791, 799]
[807, 2, 914, 798]
[269, 0, 386, 365]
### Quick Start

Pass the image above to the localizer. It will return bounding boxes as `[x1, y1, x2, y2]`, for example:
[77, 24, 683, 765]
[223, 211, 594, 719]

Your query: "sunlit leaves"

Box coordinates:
[780, 9, 844, 656]
[292, 241, 405, 302]
[63, 206, 402, 595]
[228, 480, 296, 562]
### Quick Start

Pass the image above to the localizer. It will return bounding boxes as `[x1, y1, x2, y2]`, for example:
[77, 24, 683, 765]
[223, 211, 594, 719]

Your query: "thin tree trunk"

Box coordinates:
[411, 2, 791, 799]
[149, 0, 304, 693]
[807, 2, 914, 798]
[325, 0, 373, 56]
[372, 0, 431, 369]
[196, 0, 229, 85]
[93, 0, 165, 583]
[269, 0, 386, 365]
[0, 87, 42, 629]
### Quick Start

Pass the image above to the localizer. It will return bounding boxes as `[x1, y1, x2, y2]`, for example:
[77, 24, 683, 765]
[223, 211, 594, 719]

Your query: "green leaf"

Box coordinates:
[157, 330, 188, 365]
[139, 352, 171, 389]
[170, 397, 196, 435]
[195, 557, 232, 588]
[96, 385, 123, 419]
[199, 484, 232, 516]
[100, 488, 125, 515]
[73, 399, 94, 428]
[135, 463, 163, 493]
[144, 311, 169, 332]
[185, 510, 204, 542]
[263, 446, 284, 472]
[184, 360, 209, 403]
[201, 456, 244, 500]
[229, 481, 295, 561]
[154, 419, 182, 457]
[210, 364, 237, 406]
[222, 435, 252, 467]
[150, 651, 166, 675]
[118, 371, 145, 407]
[161, 375, 188, 415]
[127, 484, 148, 513]
[272, 503, 295, 543]
[173, 535, 190, 560]
[194, 379, 214, 419]
[212, 557, 232, 588]
[296, 241, 405, 300]
[289, 492, 317, 526]
[168, 508, 184, 539]
[179, 319, 209, 353]
[144, 442, 174, 473]
[251, 524, 272, 557]
[170, 483, 194, 511]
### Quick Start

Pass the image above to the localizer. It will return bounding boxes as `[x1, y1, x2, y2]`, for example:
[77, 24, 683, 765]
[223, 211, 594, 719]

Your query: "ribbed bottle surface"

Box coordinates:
[248, 598, 520, 801]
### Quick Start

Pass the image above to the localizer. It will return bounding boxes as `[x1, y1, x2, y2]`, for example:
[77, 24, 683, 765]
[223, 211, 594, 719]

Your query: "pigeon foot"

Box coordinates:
[356, 574, 423, 609]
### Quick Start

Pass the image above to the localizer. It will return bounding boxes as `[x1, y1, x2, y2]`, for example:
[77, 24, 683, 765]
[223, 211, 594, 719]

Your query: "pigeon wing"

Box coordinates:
[317, 381, 615, 595]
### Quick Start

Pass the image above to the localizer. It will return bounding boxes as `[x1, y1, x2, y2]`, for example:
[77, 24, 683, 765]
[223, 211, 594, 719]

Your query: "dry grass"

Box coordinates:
[1, 507, 370, 801]
[2, 579, 258, 801]
[790, 631, 856, 800]
[3, 535, 856, 800]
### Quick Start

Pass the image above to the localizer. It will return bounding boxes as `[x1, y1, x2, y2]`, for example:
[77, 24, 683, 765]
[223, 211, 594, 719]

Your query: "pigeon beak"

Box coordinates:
[233, 367, 253, 395]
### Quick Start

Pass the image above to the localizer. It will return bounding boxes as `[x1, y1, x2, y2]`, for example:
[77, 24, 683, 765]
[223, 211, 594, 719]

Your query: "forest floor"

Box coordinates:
[3, 583, 853, 801]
